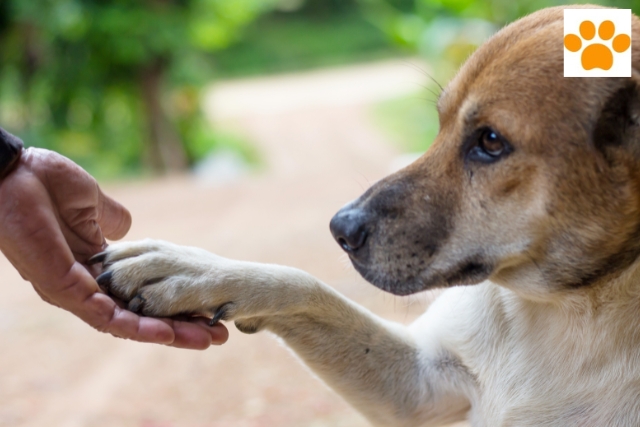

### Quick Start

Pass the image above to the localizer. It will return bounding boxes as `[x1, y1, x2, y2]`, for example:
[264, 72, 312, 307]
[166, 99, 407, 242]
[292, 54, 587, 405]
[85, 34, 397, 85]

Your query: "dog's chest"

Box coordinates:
[442, 284, 640, 426]
[471, 355, 640, 426]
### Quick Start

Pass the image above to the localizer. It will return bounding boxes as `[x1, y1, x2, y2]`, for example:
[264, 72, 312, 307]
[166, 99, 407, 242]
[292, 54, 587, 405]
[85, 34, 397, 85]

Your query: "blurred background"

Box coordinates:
[0, 0, 631, 178]
[0, 0, 630, 426]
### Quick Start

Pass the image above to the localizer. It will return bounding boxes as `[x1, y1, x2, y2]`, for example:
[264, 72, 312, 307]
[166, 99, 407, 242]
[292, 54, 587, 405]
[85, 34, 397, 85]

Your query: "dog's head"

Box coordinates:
[331, 5, 640, 298]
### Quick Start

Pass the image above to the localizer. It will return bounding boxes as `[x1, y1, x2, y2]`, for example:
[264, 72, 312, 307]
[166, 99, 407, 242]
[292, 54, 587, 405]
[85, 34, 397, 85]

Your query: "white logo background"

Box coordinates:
[564, 8, 631, 77]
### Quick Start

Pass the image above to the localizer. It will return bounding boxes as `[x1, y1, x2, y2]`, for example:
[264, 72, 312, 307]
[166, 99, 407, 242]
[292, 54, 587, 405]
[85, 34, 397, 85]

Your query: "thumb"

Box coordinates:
[97, 189, 132, 241]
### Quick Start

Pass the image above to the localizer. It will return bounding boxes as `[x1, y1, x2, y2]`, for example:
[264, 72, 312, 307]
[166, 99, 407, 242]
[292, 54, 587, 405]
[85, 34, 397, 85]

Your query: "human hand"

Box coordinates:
[0, 146, 228, 349]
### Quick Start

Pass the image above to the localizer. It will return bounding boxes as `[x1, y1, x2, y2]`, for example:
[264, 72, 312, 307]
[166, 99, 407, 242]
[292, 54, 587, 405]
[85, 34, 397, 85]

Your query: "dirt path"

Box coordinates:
[0, 60, 468, 427]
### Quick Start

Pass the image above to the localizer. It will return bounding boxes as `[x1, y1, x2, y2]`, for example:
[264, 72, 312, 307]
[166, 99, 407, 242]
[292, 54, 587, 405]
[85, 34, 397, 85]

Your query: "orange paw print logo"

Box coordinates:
[564, 20, 630, 70]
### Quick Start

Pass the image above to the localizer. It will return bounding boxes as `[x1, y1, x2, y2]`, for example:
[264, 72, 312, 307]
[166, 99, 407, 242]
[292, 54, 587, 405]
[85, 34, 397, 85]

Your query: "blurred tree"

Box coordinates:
[0, 0, 279, 174]
[212, 0, 400, 77]
[358, 0, 622, 78]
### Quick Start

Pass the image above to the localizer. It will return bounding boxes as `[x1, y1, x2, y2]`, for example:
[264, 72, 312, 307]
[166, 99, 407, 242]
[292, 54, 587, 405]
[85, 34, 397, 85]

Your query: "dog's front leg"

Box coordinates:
[95, 240, 470, 427]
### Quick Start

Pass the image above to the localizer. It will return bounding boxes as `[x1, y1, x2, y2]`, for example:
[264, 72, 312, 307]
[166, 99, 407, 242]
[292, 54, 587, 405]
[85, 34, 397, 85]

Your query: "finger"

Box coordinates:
[164, 318, 230, 350]
[108, 309, 176, 344]
[81, 292, 175, 344]
[82, 292, 228, 348]
[97, 190, 132, 241]
[27, 148, 130, 252]
[58, 218, 104, 263]
[17, 149, 105, 261]
[188, 317, 230, 345]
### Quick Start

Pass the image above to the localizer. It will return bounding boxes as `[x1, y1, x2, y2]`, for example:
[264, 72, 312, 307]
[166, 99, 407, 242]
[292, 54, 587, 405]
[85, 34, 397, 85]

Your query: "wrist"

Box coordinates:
[0, 127, 24, 180]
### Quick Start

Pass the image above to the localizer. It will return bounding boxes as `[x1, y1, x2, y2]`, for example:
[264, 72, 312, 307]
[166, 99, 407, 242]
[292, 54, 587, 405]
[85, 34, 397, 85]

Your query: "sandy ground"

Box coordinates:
[0, 60, 469, 427]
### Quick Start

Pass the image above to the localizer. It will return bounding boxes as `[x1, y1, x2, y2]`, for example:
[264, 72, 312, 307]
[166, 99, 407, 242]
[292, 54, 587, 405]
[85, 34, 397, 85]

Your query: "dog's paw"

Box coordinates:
[90, 239, 233, 321]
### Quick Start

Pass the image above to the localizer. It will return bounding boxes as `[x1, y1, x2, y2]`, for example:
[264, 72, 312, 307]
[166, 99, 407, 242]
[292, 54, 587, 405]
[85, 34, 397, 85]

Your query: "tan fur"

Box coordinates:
[98, 6, 640, 426]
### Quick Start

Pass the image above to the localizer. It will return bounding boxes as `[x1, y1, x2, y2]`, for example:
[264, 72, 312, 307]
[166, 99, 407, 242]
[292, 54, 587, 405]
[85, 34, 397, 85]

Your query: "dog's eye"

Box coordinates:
[481, 130, 503, 156]
[467, 128, 512, 163]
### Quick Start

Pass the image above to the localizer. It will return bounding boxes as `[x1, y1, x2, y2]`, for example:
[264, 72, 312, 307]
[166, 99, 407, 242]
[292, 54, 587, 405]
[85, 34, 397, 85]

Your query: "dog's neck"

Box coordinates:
[492, 252, 640, 315]
[576, 255, 640, 311]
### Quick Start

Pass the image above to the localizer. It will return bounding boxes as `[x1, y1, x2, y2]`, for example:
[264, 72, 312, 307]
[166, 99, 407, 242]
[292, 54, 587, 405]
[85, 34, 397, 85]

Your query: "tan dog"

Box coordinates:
[92, 5, 640, 426]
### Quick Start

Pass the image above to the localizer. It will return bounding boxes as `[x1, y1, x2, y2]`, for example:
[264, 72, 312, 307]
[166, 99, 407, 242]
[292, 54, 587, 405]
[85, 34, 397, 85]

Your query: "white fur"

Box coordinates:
[100, 239, 640, 426]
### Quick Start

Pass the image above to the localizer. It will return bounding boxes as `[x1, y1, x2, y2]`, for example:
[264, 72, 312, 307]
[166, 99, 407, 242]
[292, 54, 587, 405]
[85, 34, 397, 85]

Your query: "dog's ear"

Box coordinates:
[592, 79, 640, 160]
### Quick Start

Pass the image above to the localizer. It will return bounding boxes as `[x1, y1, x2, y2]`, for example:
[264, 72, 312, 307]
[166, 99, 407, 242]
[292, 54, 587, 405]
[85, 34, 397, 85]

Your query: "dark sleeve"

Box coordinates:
[0, 127, 23, 179]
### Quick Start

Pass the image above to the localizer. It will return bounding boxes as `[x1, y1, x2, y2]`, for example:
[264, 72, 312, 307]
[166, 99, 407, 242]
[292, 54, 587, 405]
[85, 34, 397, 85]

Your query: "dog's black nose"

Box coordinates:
[330, 206, 370, 253]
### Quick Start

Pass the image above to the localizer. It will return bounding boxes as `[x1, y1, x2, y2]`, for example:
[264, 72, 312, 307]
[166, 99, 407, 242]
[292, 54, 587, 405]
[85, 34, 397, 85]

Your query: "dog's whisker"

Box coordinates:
[399, 60, 444, 93]
[415, 84, 441, 101]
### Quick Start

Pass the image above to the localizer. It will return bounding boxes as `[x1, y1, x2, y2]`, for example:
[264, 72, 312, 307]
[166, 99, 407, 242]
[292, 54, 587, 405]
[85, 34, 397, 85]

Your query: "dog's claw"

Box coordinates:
[209, 303, 232, 326]
[96, 271, 113, 290]
[88, 252, 108, 265]
[128, 294, 146, 313]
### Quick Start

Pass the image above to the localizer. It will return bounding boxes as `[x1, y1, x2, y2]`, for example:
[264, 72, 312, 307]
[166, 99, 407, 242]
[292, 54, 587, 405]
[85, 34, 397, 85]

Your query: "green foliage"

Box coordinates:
[213, 11, 399, 77]
[360, 0, 623, 79]
[0, 0, 280, 178]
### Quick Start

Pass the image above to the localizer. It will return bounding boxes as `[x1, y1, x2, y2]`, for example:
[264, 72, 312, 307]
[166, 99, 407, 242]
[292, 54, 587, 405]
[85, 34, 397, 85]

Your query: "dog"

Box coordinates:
[91, 5, 640, 426]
